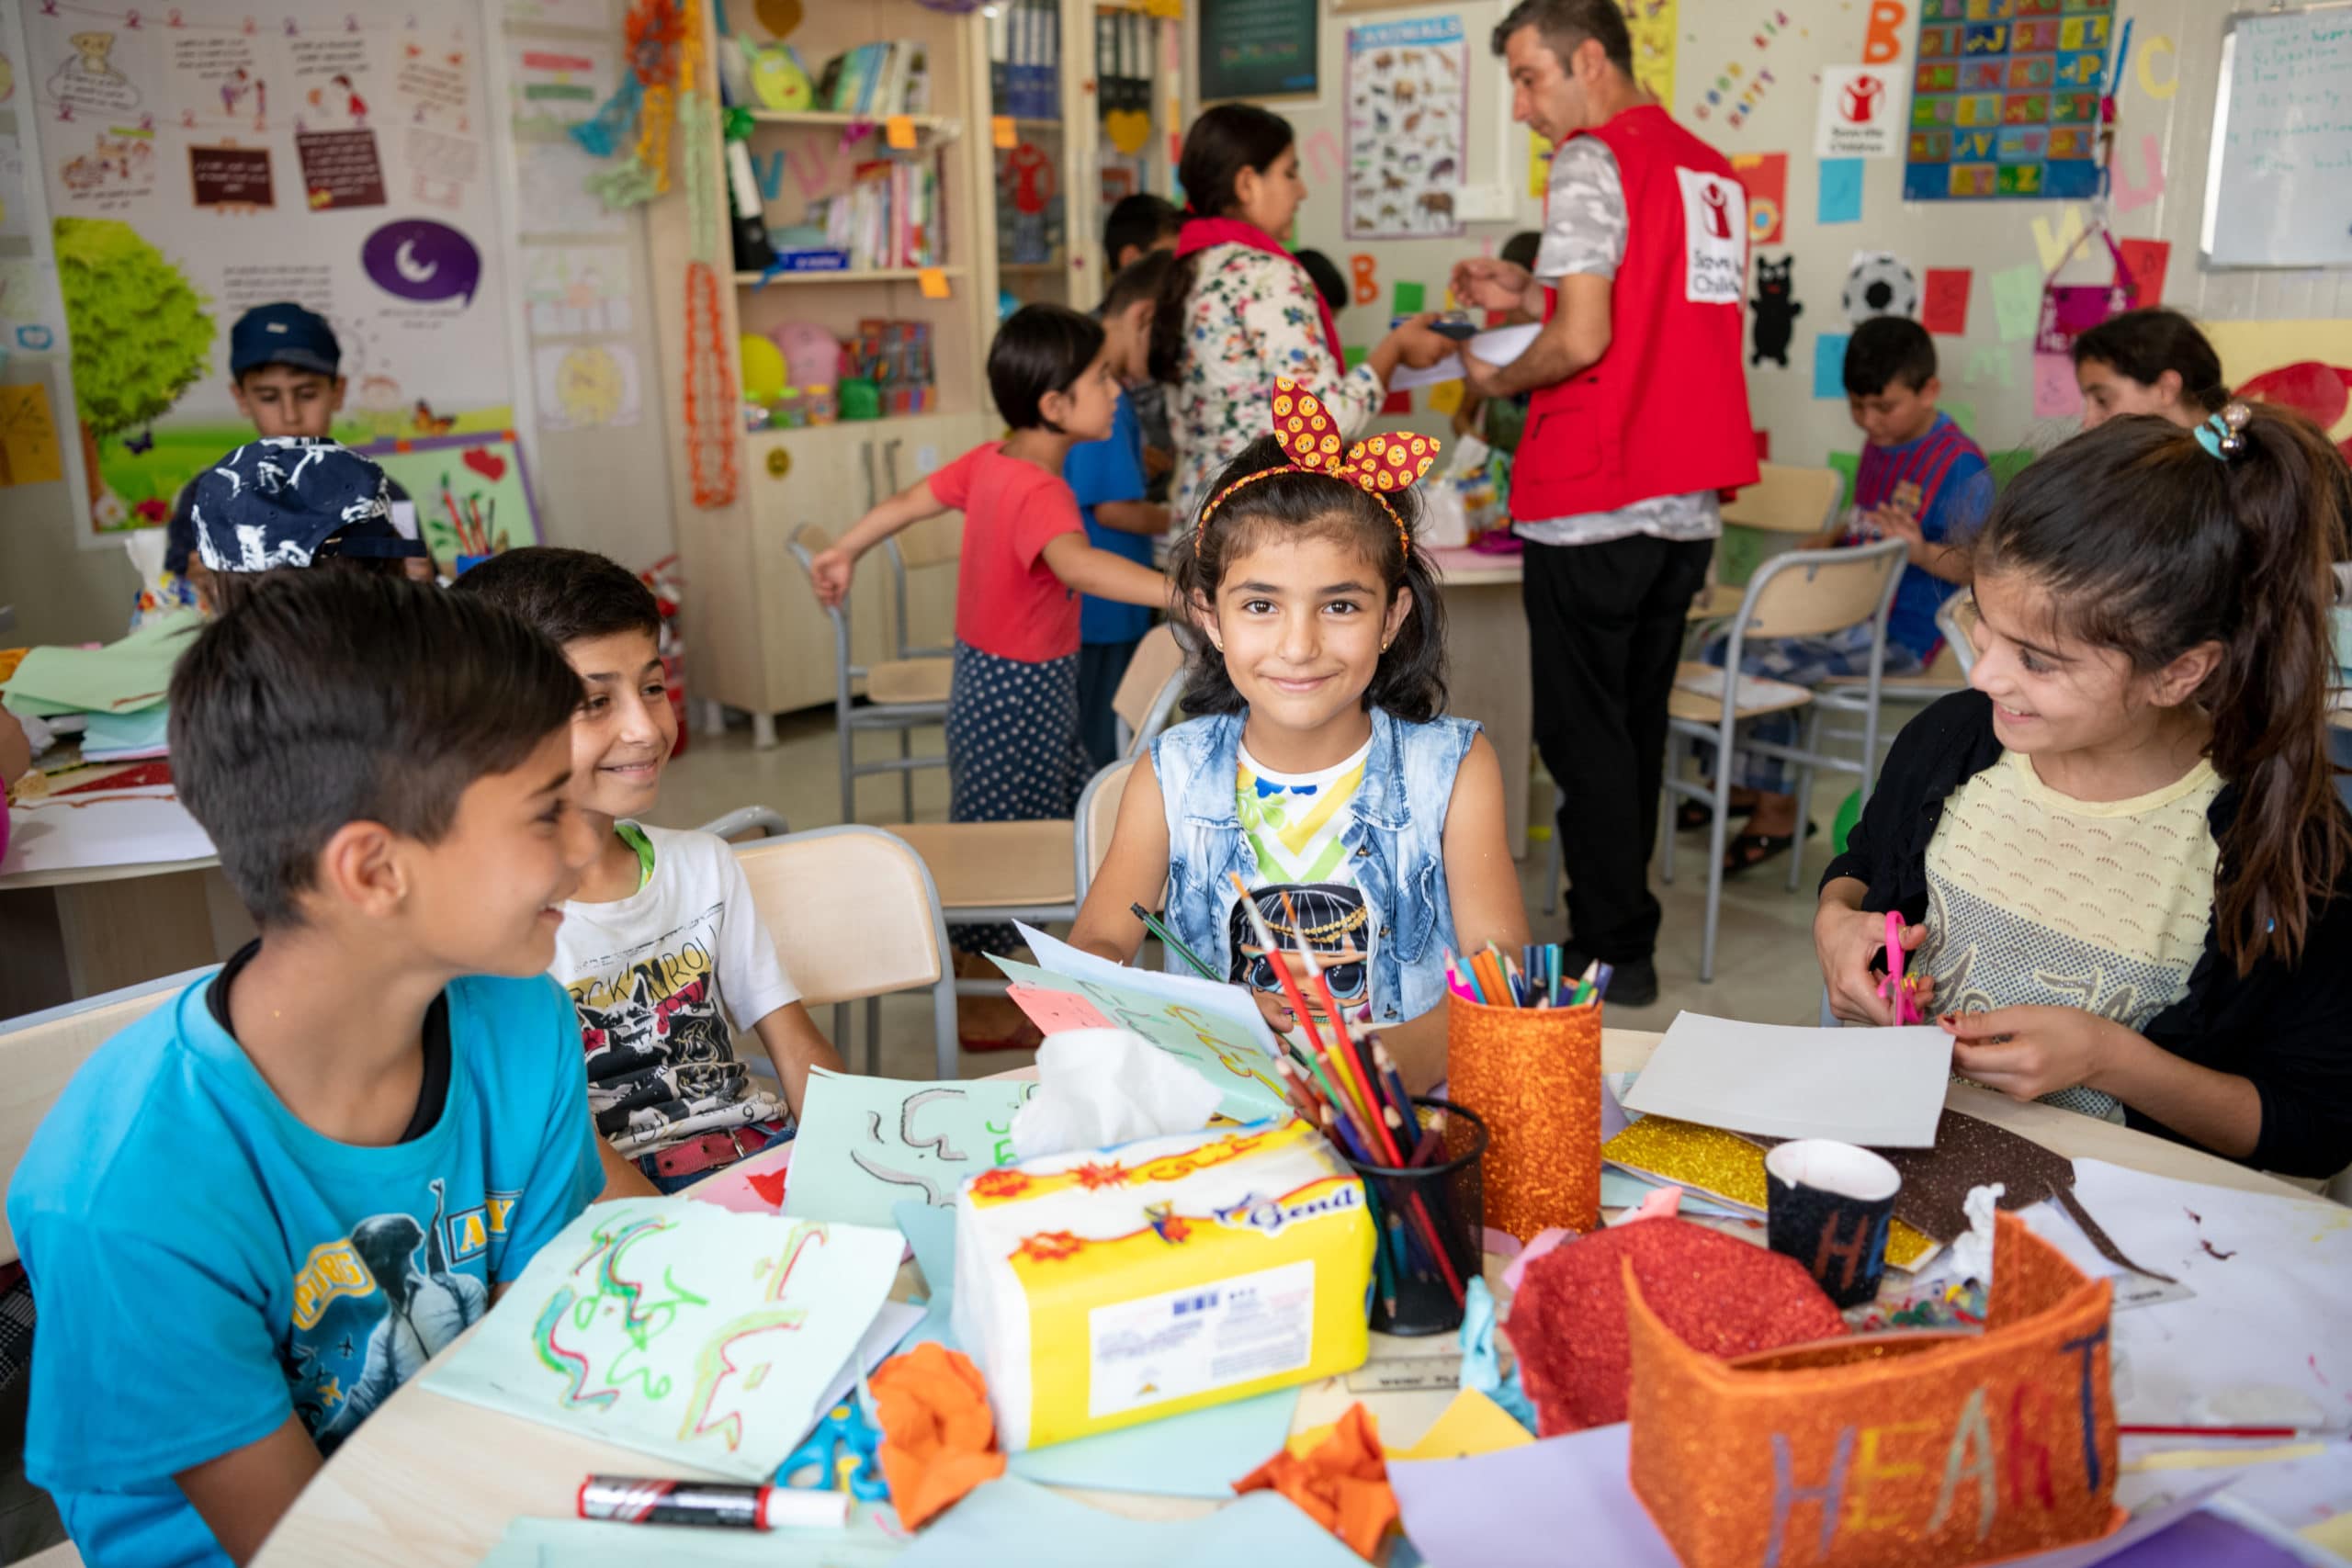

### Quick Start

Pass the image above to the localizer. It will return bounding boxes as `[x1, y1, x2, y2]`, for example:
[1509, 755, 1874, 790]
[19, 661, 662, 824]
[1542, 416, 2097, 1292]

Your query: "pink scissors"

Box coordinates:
[1880, 908, 1924, 1025]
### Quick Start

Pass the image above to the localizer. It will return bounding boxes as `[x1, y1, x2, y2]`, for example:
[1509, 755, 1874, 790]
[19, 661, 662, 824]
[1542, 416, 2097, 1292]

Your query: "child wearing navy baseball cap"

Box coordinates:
[161, 303, 429, 593]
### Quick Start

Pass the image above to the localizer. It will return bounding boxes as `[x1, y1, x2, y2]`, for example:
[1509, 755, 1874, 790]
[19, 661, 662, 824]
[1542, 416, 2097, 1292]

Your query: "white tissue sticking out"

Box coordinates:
[1008, 1028, 1223, 1161]
[1950, 1182, 2006, 1283]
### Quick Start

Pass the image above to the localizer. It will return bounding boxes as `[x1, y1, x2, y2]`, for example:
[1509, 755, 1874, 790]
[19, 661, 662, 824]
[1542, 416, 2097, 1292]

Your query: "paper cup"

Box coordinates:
[1763, 1139, 1900, 1309]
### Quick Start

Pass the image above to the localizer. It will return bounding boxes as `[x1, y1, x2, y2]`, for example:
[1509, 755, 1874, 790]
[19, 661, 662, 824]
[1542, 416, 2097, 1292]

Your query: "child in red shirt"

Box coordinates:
[809, 307, 1167, 1021]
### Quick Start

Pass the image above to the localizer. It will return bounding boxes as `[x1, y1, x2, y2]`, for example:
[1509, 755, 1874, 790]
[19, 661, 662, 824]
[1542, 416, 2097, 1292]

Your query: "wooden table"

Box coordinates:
[251, 1031, 2312, 1568]
[1421, 546, 1532, 860]
[0, 853, 253, 1017]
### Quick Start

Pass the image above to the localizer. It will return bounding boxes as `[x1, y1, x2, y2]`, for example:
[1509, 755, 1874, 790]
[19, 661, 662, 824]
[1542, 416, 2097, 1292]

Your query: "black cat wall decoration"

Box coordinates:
[1751, 254, 1802, 368]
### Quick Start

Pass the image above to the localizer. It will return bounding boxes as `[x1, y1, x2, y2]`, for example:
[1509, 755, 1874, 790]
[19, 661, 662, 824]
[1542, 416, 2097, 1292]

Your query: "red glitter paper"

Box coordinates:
[1503, 1217, 1845, 1434]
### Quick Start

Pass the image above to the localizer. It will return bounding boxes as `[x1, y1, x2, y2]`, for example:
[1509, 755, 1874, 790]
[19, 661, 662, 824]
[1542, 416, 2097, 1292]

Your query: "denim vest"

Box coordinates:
[1151, 707, 1478, 1026]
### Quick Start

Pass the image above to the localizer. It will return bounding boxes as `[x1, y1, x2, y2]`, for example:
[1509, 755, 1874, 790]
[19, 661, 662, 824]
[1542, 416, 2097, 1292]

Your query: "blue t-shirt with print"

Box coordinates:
[1066, 391, 1155, 646]
[7, 968, 603, 1568]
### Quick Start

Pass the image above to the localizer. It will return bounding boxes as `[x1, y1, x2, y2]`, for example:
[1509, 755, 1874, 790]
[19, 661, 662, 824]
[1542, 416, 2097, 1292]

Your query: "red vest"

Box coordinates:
[1512, 105, 1759, 522]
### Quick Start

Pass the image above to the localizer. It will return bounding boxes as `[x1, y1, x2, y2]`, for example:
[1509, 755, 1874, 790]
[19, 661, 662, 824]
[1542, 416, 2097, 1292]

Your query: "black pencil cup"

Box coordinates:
[1343, 1097, 1487, 1337]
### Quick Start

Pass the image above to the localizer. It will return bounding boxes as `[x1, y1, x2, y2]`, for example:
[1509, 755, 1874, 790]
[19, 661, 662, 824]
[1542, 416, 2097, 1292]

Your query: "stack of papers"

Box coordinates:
[0, 611, 199, 731]
[1621, 1012, 1952, 1148]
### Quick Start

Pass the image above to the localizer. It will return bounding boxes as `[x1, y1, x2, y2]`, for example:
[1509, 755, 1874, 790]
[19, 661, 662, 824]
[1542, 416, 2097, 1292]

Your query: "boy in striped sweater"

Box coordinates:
[1698, 315, 1992, 874]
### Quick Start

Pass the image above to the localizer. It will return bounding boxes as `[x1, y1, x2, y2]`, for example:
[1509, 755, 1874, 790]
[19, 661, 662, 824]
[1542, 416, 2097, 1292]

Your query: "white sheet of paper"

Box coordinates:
[807, 1299, 923, 1429]
[1012, 920, 1281, 1056]
[1672, 666, 1812, 710]
[0, 785, 216, 876]
[1620, 1011, 1951, 1147]
[1385, 322, 1545, 391]
[2021, 1160, 2352, 1433]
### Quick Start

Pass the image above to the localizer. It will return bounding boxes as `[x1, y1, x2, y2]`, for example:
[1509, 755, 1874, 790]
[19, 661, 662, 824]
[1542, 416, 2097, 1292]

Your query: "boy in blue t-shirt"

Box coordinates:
[7, 572, 606, 1568]
[1069, 251, 1174, 769]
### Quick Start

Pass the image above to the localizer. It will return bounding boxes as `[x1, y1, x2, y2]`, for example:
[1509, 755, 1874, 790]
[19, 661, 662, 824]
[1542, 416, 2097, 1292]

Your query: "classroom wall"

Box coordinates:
[0, 0, 677, 651]
[1193, 0, 2352, 479]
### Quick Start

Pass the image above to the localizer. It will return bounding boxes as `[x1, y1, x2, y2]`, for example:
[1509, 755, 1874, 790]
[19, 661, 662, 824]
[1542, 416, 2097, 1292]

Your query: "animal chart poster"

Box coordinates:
[22, 0, 515, 544]
[1901, 0, 2113, 202]
[1345, 17, 1467, 242]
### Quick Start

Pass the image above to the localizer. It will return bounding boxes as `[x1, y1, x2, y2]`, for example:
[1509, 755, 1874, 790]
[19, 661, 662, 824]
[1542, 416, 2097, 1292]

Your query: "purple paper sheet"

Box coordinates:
[1388, 1426, 2237, 1568]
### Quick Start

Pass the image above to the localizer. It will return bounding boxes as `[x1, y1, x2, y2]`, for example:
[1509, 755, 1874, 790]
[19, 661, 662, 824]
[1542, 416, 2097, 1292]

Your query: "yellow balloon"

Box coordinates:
[739, 334, 787, 403]
[754, 0, 803, 37]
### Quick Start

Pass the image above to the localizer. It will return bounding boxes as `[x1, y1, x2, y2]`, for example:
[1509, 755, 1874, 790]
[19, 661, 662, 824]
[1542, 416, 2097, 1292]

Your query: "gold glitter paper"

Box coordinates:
[1446, 998, 1600, 1239]
[1625, 1213, 2122, 1568]
[1603, 1116, 1939, 1269]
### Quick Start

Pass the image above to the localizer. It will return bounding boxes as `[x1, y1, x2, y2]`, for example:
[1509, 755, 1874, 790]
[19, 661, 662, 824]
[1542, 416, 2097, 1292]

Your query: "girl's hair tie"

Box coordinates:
[1195, 379, 1439, 557]
[2194, 400, 2252, 462]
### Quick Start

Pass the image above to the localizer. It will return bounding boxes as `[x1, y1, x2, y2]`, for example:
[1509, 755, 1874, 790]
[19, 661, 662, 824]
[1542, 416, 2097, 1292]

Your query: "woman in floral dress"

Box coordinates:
[1148, 104, 1456, 525]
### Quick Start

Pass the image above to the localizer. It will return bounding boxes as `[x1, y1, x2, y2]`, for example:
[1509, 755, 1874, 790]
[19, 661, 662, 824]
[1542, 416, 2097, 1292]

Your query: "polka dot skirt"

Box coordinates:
[946, 641, 1090, 954]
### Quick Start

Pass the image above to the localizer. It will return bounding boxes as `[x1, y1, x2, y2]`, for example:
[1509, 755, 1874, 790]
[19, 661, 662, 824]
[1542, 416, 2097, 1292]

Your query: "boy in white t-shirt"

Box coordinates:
[456, 548, 843, 1192]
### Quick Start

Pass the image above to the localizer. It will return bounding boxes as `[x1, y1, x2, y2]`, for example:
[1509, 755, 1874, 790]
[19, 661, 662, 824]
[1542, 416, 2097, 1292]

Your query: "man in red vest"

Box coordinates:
[1453, 0, 1758, 1005]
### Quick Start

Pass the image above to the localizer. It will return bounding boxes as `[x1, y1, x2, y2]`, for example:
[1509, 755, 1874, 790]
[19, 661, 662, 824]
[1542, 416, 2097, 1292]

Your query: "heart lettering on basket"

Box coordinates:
[1103, 107, 1152, 156]
[462, 446, 506, 483]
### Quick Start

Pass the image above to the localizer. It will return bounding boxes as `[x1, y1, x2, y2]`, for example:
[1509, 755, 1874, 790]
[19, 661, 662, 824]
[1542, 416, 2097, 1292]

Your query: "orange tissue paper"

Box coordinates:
[1233, 1402, 1397, 1561]
[868, 1342, 1007, 1529]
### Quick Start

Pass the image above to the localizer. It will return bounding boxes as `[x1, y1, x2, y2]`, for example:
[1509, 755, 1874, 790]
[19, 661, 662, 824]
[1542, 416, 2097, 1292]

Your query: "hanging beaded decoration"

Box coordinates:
[677, 1, 739, 511]
[582, 0, 684, 209]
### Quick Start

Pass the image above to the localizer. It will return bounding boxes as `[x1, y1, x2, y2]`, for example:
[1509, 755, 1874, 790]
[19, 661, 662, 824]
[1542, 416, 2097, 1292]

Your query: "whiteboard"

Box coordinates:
[2200, 5, 2352, 268]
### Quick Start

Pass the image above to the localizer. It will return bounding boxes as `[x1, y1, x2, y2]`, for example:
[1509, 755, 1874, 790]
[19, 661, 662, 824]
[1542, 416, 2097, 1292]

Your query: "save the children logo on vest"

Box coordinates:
[1815, 65, 1902, 158]
[1675, 169, 1746, 307]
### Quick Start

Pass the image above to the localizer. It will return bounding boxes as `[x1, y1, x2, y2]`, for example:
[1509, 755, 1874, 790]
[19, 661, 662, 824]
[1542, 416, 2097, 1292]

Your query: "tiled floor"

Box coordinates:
[646, 706, 1846, 1078]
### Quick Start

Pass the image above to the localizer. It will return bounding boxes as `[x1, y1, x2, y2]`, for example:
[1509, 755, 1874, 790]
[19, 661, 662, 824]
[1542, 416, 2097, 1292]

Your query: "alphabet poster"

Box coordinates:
[1901, 0, 2112, 201]
[1344, 17, 1467, 241]
[21, 1, 514, 543]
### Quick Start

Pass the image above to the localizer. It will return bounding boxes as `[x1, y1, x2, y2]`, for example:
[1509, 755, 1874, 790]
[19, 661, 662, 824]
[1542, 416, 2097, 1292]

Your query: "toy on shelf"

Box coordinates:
[749, 42, 817, 112]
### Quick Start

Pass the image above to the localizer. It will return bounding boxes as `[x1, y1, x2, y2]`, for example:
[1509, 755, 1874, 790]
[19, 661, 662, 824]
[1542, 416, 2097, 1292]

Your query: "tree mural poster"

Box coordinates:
[23, 1, 515, 544]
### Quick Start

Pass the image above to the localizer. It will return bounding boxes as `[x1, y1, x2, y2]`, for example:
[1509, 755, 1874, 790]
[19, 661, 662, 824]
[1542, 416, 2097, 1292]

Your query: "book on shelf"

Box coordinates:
[801, 155, 944, 272]
[988, 0, 1060, 120]
[811, 39, 933, 119]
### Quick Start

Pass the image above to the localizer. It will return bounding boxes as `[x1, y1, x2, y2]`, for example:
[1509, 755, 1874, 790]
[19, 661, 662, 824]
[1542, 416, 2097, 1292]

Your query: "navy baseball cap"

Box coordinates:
[187, 438, 424, 572]
[229, 302, 341, 378]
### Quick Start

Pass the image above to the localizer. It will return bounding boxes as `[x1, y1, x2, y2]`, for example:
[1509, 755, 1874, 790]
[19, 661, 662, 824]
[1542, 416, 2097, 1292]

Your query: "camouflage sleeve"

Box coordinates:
[1534, 138, 1628, 281]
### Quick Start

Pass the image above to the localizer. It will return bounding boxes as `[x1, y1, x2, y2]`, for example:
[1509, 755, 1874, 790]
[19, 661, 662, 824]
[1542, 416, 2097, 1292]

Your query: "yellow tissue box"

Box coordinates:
[952, 1119, 1375, 1451]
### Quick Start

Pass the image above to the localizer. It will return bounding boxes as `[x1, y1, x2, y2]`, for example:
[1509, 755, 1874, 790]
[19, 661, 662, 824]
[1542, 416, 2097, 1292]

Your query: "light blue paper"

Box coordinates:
[1817, 157, 1863, 223]
[1815, 333, 1851, 400]
[897, 1477, 1368, 1567]
[890, 1199, 1300, 1495]
[477, 1514, 905, 1566]
[781, 1069, 1036, 1229]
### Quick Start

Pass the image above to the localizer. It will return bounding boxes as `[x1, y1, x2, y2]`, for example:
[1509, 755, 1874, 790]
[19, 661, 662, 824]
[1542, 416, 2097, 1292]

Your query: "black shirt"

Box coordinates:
[206, 941, 452, 1143]
[1821, 690, 2352, 1179]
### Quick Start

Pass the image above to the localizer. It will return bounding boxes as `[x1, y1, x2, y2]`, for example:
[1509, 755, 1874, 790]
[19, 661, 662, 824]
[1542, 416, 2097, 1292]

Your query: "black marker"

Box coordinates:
[578, 1475, 847, 1530]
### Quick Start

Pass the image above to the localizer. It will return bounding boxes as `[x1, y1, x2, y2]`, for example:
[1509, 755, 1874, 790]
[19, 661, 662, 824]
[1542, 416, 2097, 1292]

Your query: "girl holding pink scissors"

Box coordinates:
[1812, 405, 2352, 1179]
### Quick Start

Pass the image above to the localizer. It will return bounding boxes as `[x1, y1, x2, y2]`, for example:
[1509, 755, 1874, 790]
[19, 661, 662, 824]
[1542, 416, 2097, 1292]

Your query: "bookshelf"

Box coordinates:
[650, 0, 1130, 739]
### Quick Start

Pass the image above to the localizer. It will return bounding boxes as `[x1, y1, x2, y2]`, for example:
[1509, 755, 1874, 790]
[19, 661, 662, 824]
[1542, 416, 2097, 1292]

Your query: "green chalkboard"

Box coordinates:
[1198, 0, 1319, 102]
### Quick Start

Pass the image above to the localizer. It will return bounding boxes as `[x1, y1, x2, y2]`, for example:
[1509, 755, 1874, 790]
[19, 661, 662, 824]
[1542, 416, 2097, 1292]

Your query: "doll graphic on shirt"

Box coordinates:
[1226, 882, 1375, 1029]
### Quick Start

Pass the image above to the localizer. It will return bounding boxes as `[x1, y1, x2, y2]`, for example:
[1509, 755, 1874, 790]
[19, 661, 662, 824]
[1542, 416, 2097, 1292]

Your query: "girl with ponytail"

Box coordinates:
[1815, 404, 2352, 1177]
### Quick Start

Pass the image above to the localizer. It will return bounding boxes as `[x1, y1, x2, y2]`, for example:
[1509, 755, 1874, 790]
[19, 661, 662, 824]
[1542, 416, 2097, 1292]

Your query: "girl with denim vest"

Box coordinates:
[1817, 405, 2352, 1178]
[1070, 382, 1530, 1090]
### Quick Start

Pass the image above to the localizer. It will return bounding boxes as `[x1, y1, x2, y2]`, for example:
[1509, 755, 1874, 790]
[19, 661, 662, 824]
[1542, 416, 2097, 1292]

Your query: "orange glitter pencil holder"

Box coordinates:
[1444, 997, 1601, 1240]
[1625, 1211, 2122, 1568]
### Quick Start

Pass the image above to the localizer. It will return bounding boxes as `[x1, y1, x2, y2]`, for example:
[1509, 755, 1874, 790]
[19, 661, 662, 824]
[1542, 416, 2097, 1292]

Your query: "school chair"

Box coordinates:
[0, 968, 201, 1266]
[1798, 588, 1982, 831]
[1685, 463, 1847, 628]
[788, 525, 952, 828]
[733, 826, 958, 1079]
[1660, 539, 1907, 983]
[891, 643, 1181, 998]
[693, 806, 791, 842]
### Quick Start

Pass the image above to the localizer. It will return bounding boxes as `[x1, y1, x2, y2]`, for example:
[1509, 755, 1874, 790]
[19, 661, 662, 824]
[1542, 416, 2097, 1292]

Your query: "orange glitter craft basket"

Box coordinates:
[1444, 997, 1601, 1239]
[1625, 1212, 2122, 1568]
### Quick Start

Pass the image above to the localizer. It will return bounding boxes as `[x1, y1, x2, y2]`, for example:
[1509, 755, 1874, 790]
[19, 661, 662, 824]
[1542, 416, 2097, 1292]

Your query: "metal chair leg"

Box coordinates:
[1543, 784, 1564, 915]
[1701, 739, 1735, 984]
[865, 995, 883, 1076]
[1788, 707, 1822, 896]
[832, 1002, 852, 1075]
[899, 728, 915, 822]
[1659, 773, 1679, 886]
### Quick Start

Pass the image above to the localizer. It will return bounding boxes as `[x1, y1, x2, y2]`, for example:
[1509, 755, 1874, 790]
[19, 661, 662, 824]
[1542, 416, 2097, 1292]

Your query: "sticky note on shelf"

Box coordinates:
[887, 115, 918, 151]
[1392, 279, 1426, 313]
[918, 266, 951, 299]
[992, 115, 1018, 150]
